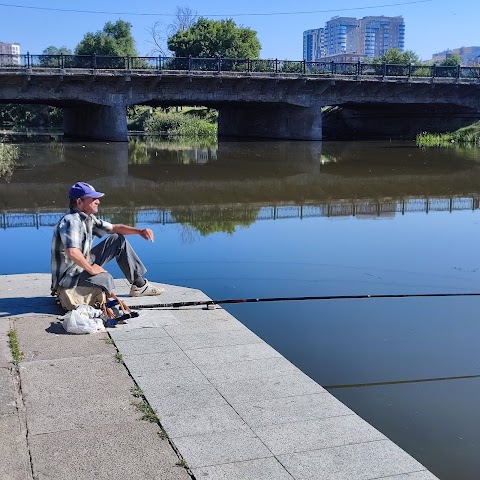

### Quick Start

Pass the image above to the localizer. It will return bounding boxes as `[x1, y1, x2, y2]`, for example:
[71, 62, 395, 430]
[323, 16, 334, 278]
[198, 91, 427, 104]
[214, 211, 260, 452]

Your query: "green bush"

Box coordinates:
[144, 111, 217, 139]
[417, 122, 480, 148]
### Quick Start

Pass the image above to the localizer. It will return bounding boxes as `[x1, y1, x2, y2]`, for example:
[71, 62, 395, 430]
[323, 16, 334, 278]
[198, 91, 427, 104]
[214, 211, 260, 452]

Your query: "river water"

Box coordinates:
[1, 136, 480, 479]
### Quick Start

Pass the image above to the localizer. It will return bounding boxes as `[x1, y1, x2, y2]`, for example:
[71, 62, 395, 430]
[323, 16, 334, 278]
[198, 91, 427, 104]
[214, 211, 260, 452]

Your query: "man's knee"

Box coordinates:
[108, 233, 126, 247]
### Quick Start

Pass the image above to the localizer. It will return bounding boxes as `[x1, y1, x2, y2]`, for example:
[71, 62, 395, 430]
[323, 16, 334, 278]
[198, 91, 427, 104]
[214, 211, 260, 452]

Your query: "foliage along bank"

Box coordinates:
[416, 122, 480, 147]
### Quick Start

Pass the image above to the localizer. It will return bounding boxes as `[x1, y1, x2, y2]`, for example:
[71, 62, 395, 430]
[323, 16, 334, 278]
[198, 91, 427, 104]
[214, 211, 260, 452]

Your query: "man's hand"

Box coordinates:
[139, 228, 154, 242]
[88, 264, 107, 275]
[111, 225, 154, 242]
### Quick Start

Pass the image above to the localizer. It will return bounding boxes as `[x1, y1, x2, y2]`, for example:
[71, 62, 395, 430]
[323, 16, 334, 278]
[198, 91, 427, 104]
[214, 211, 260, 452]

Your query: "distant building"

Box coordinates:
[303, 28, 325, 63]
[324, 17, 360, 56]
[358, 16, 405, 58]
[431, 46, 480, 66]
[303, 15, 405, 62]
[0, 42, 21, 65]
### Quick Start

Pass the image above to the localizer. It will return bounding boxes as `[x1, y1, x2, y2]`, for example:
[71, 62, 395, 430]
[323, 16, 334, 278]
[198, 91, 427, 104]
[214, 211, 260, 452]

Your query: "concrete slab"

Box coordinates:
[122, 350, 196, 376]
[163, 307, 248, 335]
[198, 357, 299, 385]
[232, 393, 353, 428]
[113, 336, 182, 356]
[161, 404, 247, 438]
[132, 366, 210, 396]
[185, 343, 282, 367]
[0, 367, 17, 416]
[28, 421, 190, 480]
[382, 473, 439, 480]
[253, 415, 386, 455]
[277, 440, 431, 480]
[214, 370, 325, 405]
[19, 355, 141, 435]
[192, 457, 295, 480]
[170, 328, 263, 350]
[172, 428, 273, 469]
[109, 309, 180, 330]
[13, 315, 109, 361]
[0, 316, 12, 367]
[146, 382, 230, 416]
[0, 414, 32, 480]
[109, 324, 171, 340]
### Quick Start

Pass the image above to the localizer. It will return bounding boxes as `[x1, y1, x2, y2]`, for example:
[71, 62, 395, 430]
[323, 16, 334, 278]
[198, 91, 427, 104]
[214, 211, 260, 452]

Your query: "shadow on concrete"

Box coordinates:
[0, 297, 63, 319]
[46, 321, 69, 335]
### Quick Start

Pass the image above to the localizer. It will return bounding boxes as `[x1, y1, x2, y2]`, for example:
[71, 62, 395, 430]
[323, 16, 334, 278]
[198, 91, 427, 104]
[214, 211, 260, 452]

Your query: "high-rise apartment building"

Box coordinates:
[303, 15, 405, 62]
[325, 17, 360, 56]
[303, 28, 325, 62]
[358, 16, 405, 58]
[0, 42, 21, 65]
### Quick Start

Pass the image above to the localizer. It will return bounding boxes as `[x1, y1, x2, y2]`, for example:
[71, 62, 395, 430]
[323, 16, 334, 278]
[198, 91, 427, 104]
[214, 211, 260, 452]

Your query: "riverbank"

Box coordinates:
[1, 273, 438, 479]
[417, 121, 480, 147]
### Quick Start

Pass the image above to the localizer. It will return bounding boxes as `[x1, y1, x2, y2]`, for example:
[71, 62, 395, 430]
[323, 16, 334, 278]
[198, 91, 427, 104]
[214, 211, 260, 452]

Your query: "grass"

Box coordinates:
[416, 122, 480, 148]
[8, 327, 23, 364]
[130, 386, 143, 398]
[130, 385, 168, 438]
[176, 459, 189, 469]
[134, 400, 159, 423]
[114, 352, 124, 363]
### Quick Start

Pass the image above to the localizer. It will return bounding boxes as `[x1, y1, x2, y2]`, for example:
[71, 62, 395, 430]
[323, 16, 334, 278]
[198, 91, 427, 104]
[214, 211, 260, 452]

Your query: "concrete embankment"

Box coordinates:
[1, 274, 439, 480]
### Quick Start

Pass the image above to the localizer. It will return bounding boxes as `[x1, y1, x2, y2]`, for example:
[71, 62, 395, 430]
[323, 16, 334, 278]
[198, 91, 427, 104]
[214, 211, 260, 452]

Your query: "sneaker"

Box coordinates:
[129, 281, 166, 297]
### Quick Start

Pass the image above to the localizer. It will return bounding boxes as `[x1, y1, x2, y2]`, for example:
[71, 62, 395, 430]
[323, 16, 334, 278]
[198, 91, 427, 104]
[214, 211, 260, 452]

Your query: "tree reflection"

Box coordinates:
[170, 206, 259, 236]
[0, 142, 19, 182]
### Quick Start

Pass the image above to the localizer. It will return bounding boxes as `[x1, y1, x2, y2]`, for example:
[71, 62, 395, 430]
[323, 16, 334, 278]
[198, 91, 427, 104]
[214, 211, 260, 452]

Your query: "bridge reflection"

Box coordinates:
[2, 196, 479, 230]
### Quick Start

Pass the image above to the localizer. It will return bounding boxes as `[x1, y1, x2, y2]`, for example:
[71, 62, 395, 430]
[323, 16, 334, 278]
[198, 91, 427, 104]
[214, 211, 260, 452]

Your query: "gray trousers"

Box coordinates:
[77, 234, 147, 293]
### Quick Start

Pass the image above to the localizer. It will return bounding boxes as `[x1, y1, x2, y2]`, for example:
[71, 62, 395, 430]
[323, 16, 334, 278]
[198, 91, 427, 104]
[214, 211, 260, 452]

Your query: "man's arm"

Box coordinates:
[110, 224, 154, 242]
[65, 248, 106, 275]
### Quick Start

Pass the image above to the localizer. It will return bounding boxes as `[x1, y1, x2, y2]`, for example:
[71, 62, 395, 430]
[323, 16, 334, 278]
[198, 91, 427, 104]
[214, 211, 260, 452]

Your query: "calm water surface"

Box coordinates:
[2, 137, 480, 479]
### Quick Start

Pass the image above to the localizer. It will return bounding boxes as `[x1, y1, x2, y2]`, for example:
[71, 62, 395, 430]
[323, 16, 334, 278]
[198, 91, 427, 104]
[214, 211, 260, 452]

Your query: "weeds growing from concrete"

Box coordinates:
[7, 327, 23, 364]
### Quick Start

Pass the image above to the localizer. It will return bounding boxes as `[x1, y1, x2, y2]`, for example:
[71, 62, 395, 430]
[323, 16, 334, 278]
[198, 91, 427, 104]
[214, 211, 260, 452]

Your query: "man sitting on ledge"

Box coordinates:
[51, 181, 164, 303]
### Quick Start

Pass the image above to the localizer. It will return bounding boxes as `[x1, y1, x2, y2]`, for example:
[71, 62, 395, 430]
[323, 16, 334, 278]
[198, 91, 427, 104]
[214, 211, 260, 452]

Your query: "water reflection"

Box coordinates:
[0, 142, 18, 181]
[2, 138, 480, 211]
[2, 136, 480, 479]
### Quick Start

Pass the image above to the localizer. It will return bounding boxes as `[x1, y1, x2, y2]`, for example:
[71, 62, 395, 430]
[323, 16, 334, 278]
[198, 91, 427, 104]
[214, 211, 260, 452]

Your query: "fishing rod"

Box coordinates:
[107, 291, 480, 310]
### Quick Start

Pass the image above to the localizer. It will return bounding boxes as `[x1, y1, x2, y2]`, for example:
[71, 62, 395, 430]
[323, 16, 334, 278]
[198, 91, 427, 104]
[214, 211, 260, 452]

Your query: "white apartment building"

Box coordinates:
[304, 15, 405, 62]
[0, 42, 21, 65]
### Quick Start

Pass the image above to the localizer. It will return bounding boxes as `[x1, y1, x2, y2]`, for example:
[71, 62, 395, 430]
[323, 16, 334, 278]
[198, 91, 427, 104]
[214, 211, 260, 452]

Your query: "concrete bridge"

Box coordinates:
[1, 55, 480, 141]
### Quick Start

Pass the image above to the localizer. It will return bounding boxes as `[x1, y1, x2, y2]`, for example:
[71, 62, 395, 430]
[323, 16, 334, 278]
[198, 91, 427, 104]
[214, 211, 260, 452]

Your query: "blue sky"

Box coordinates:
[0, 0, 477, 61]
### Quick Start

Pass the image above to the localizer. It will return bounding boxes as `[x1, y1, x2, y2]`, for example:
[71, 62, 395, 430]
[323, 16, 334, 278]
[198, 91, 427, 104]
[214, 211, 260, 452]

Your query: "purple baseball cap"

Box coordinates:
[68, 182, 105, 199]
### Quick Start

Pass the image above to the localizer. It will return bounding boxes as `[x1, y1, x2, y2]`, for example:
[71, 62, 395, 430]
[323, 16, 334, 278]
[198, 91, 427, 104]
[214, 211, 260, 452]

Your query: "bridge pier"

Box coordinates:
[218, 103, 322, 140]
[63, 104, 128, 142]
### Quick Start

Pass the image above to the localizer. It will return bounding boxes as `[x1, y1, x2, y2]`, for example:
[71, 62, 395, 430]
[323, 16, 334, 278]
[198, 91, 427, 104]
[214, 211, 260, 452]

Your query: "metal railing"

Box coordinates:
[1, 54, 479, 80]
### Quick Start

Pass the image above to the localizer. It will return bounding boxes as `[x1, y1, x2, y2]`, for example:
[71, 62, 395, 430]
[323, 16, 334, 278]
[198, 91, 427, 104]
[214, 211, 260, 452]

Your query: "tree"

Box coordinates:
[75, 20, 138, 57]
[40, 45, 73, 67]
[42, 46, 73, 56]
[167, 17, 261, 58]
[440, 54, 461, 66]
[373, 49, 421, 65]
[150, 5, 198, 55]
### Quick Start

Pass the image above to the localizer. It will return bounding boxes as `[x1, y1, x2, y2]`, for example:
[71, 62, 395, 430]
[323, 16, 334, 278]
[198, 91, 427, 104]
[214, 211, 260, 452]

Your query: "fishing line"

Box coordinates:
[325, 373, 480, 389]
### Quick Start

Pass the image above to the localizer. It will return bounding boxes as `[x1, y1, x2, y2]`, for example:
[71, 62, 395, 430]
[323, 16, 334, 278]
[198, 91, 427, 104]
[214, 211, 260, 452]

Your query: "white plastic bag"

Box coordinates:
[62, 305, 106, 334]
